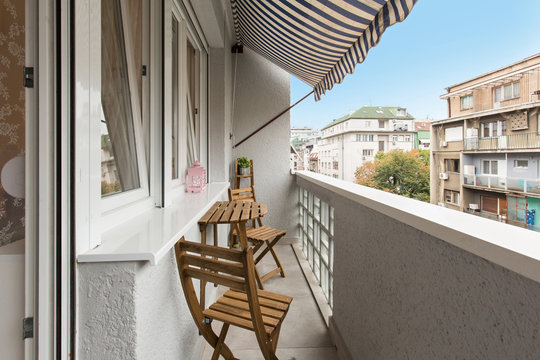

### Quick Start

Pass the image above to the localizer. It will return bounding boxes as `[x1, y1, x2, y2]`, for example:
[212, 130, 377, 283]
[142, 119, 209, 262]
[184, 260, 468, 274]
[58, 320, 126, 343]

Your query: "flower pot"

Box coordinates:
[238, 166, 250, 175]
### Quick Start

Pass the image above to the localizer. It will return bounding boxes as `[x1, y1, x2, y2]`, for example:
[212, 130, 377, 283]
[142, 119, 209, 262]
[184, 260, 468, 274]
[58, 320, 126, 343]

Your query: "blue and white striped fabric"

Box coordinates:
[231, 0, 418, 101]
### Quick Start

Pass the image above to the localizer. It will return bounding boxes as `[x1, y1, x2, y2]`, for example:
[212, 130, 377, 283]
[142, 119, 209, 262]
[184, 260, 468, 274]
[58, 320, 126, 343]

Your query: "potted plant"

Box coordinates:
[237, 157, 251, 175]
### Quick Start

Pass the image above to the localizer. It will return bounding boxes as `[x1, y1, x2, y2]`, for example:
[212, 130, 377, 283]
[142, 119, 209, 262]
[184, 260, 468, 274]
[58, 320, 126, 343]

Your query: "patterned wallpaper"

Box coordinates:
[0, 0, 25, 248]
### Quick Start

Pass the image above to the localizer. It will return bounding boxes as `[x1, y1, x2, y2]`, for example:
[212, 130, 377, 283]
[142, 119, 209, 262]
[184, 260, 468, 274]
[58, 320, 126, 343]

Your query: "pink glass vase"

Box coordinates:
[186, 161, 206, 193]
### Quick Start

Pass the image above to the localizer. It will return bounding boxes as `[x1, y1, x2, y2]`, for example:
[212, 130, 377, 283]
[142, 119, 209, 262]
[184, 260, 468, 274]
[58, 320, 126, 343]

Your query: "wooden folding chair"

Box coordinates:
[228, 186, 287, 286]
[175, 236, 292, 360]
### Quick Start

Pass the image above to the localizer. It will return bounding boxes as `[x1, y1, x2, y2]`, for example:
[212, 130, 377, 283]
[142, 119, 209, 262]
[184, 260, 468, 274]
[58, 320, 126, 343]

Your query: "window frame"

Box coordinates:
[460, 94, 473, 110]
[493, 81, 520, 103]
[445, 159, 460, 173]
[482, 159, 498, 175]
[164, 1, 209, 204]
[444, 190, 460, 206]
[100, 0, 152, 214]
[514, 160, 528, 169]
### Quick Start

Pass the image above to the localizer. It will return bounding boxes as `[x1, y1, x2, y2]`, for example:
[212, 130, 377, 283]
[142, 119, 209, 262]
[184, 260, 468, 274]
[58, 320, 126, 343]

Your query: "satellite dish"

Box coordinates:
[1, 155, 25, 199]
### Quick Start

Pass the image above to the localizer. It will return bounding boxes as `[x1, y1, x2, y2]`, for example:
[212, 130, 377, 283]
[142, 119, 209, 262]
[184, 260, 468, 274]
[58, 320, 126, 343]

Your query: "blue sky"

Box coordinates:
[290, 0, 540, 130]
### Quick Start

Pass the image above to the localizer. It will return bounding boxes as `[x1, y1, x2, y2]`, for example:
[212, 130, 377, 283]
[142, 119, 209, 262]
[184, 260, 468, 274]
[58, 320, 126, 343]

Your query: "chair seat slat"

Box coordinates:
[217, 296, 285, 319]
[209, 303, 280, 327]
[223, 290, 290, 311]
[198, 201, 223, 224]
[202, 309, 274, 335]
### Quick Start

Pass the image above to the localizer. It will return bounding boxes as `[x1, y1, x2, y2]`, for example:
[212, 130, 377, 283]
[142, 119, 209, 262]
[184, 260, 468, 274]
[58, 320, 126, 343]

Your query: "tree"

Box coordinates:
[355, 149, 430, 202]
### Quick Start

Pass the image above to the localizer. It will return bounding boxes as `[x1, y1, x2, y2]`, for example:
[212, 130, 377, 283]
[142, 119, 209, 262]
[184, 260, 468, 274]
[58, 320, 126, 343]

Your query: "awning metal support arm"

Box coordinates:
[233, 90, 314, 149]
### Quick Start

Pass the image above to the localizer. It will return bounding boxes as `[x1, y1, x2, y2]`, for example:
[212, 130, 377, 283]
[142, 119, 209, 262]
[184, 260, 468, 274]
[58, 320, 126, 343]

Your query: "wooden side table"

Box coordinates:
[197, 200, 267, 308]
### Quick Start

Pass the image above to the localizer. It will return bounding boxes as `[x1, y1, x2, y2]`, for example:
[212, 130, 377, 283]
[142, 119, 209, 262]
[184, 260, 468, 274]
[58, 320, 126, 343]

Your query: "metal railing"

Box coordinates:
[463, 174, 540, 194]
[464, 132, 540, 151]
[298, 187, 334, 308]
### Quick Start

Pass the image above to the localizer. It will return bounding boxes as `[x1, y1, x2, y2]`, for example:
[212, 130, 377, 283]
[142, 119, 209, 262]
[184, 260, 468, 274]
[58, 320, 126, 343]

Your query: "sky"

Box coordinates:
[290, 0, 540, 130]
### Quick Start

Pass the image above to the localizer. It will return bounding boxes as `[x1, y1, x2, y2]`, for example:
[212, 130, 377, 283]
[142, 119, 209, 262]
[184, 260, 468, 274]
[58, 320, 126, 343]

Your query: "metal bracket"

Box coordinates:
[23, 317, 33, 339]
[23, 67, 34, 88]
[231, 44, 243, 54]
[142, 65, 147, 76]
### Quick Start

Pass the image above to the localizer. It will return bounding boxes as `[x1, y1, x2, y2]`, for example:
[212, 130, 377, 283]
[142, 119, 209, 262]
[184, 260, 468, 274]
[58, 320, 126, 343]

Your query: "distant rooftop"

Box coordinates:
[322, 106, 414, 130]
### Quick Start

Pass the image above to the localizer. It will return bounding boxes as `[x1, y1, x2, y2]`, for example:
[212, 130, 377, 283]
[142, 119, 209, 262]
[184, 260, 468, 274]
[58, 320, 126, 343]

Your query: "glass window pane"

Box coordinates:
[491, 161, 498, 175]
[101, 0, 141, 196]
[513, 82, 520, 98]
[186, 39, 200, 168]
[494, 87, 502, 102]
[504, 84, 512, 99]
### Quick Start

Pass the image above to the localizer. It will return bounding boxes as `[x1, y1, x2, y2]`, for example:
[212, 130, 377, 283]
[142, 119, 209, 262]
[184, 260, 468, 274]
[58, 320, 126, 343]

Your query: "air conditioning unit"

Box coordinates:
[439, 173, 449, 180]
[440, 141, 448, 147]
[469, 203, 479, 210]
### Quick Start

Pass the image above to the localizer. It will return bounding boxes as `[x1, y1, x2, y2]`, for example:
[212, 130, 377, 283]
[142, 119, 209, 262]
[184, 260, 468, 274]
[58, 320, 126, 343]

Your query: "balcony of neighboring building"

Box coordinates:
[464, 130, 540, 151]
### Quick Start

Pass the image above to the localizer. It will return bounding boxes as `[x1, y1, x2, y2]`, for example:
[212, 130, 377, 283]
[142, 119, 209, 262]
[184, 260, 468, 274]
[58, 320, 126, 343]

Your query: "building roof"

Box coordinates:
[321, 106, 414, 130]
[414, 121, 431, 131]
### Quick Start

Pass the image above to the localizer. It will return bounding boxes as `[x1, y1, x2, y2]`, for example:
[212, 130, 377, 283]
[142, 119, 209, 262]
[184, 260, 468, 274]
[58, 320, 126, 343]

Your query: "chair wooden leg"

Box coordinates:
[254, 266, 264, 290]
[271, 323, 282, 352]
[211, 323, 230, 360]
[269, 245, 285, 278]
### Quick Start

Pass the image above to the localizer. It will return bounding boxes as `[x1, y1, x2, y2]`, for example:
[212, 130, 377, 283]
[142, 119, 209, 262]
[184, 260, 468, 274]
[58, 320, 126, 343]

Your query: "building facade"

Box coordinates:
[431, 53, 540, 231]
[318, 106, 415, 181]
[414, 120, 432, 150]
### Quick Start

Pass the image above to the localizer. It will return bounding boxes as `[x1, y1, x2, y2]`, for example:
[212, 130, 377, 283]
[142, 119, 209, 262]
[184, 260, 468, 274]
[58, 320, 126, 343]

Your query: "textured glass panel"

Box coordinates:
[308, 242, 313, 267]
[321, 231, 329, 247]
[314, 223, 320, 250]
[321, 266, 328, 296]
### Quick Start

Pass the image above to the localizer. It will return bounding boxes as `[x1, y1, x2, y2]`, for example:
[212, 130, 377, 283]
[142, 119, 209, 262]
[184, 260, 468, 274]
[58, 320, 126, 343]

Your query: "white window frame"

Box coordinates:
[482, 160, 498, 175]
[460, 94, 473, 110]
[494, 81, 520, 103]
[514, 160, 528, 169]
[99, 0, 152, 215]
[444, 190, 460, 206]
[163, 1, 209, 204]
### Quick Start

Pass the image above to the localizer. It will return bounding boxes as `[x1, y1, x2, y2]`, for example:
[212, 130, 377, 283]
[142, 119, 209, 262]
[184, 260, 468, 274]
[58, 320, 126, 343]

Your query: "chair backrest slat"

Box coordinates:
[182, 254, 246, 277]
[179, 240, 243, 262]
[183, 268, 246, 291]
[228, 186, 263, 227]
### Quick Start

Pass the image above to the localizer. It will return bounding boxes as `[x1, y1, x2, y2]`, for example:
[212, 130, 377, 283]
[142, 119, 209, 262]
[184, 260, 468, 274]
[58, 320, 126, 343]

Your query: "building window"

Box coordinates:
[356, 134, 374, 142]
[444, 190, 460, 206]
[405, 135, 411, 142]
[398, 135, 404, 142]
[494, 81, 520, 103]
[482, 160, 498, 175]
[514, 160, 528, 169]
[365, 121, 371, 128]
[392, 135, 398, 142]
[444, 126, 463, 142]
[333, 161, 339, 170]
[445, 159, 460, 173]
[460, 94, 473, 110]
[397, 108, 406, 116]
[378, 120, 385, 128]
[482, 121, 498, 137]
[362, 149, 373, 156]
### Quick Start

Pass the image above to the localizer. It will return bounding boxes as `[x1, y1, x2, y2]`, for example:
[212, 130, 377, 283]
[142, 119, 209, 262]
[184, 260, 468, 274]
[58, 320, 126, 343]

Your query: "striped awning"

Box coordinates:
[231, 0, 418, 101]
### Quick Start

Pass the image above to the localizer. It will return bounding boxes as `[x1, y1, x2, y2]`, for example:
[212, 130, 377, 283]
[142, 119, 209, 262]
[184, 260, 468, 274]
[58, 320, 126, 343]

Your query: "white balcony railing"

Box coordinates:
[463, 173, 540, 194]
[464, 132, 540, 151]
[295, 171, 540, 359]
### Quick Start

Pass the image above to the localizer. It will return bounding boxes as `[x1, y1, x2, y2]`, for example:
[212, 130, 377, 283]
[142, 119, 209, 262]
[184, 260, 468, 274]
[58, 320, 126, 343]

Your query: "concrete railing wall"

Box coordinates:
[296, 171, 540, 360]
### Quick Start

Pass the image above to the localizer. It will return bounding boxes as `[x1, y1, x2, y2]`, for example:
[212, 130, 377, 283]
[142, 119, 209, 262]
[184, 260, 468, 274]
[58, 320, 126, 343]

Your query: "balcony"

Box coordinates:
[464, 132, 540, 151]
[463, 173, 540, 194]
[291, 171, 540, 359]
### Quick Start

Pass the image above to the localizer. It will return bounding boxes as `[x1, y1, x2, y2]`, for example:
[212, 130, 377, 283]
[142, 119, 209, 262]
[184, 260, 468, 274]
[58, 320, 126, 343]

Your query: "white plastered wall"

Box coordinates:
[231, 47, 296, 236]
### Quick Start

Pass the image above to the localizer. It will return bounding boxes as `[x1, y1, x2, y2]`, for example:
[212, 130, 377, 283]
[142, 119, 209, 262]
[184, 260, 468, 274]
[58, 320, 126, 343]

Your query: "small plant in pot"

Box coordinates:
[237, 157, 251, 175]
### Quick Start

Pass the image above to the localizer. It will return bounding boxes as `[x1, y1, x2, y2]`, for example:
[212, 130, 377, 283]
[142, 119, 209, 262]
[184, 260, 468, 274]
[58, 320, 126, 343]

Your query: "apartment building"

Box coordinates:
[431, 53, 540, 231]
[414, 120, 432, 150]
[318, 106, 415, 181]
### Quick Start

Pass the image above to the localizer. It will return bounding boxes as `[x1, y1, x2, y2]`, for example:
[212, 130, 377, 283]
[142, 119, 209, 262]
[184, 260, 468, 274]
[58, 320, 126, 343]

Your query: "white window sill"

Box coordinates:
[77, 182, 229, 265]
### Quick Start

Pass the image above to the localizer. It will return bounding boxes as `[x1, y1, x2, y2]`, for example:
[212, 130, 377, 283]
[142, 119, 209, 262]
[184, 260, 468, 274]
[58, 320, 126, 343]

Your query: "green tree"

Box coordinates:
[355, 149, 430, 202]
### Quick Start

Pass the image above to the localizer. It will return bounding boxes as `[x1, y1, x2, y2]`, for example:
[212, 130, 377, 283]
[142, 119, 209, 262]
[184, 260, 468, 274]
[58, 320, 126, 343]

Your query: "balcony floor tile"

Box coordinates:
[201, 244, 337, 359]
